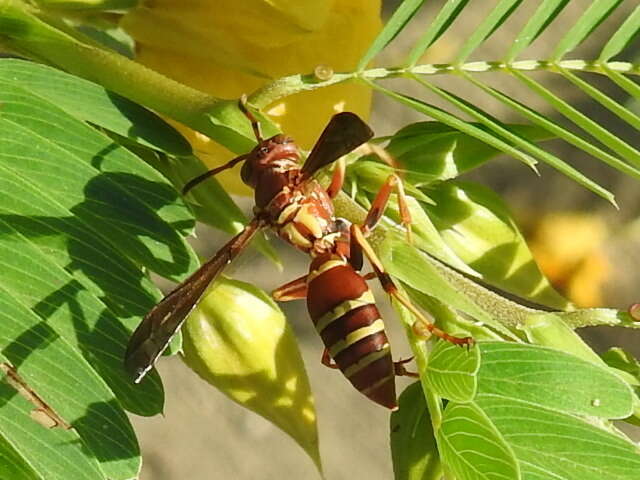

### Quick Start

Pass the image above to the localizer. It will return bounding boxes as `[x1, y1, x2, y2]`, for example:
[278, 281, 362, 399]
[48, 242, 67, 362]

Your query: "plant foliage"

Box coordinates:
[0, 0, 639, 479]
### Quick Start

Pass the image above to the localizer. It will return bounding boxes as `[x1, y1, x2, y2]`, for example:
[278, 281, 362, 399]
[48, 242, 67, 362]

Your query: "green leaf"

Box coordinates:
[455, 0, 524, 63]
[558, 68, 640, 131]
[551, 0, 624, 61]
[401, 196, 479, 276]
[76, 24, 135, 59]
[0, 95, 171, 407]
[0, 292, 140, 479]
[405, 0, 469, 66]
[127, 142, 281, 268]
[477, 395, 640, 480]
[522, 313, 608, 365]
[511, 68, 640, 169]
[411, 75, 618, 205]
[463, 73, 640, 182]
[0, 78, 199, 282]
[0, 59, 192, 156]
[599, 5, 640, 60]
[477, 342, 634, 419]
[601, 348, 640, 384]
[0, 428, 38, 480]
[369, 83, 540, 175]
[505, 0, 570, 61]
[409, 76, 540, 174]
[0, 59, 203, 478]
[381, 239, 494, 327]
[0, 383, 106, 480]
[387, 121, 553, 182]
[357, 0, 426, 70]
[425, 341, 480, 402]
[438, 401, 520, 480]
[128, 147, 245, 236]
[424, 181, 571, 309]
[390, 382, 442, 480]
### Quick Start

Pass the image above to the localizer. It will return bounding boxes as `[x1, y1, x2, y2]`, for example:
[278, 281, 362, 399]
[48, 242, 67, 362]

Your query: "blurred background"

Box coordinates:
[132, 1, 640, 478]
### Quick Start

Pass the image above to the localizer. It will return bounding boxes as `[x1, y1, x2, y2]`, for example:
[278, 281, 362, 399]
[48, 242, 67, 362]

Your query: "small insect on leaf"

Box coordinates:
[0, 363, 72, 430]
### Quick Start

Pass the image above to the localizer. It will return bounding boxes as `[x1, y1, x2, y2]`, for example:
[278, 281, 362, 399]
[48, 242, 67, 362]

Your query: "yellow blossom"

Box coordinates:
[122, 0, 382, 194]
[528, 213, 610, 307]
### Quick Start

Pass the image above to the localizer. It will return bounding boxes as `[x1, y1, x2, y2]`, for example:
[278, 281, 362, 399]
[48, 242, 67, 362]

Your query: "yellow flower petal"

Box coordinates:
[122, 1, 381, 194]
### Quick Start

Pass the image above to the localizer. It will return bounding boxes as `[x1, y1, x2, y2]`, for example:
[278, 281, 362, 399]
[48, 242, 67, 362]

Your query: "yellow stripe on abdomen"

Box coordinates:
[328, 319, 386, 358]
[314, 290, 376, 333]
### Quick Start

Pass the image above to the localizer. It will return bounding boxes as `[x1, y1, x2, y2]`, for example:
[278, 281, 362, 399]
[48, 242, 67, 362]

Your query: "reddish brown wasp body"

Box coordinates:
[125, 101, 472, 409]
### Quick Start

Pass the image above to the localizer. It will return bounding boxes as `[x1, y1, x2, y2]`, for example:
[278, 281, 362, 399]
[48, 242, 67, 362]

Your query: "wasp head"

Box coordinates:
[240, 134, 299, 187]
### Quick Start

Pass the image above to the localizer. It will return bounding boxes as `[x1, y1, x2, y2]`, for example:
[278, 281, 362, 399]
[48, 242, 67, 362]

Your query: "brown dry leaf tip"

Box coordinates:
[313, 64, 334, 81]
[629, 303, 640, 322]
[0, 363, 72, 430]
[30, 409, 61, 429]
[412, 320, 432, 339]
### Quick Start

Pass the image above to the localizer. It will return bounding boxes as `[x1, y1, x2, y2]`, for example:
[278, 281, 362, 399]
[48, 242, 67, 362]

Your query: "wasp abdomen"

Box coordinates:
[306, 255, 397, 409]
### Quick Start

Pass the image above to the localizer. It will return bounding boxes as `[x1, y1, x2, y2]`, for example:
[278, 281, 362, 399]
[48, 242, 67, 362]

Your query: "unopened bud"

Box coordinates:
[629, 303, 640, 321]
[182, 277, 321, 471]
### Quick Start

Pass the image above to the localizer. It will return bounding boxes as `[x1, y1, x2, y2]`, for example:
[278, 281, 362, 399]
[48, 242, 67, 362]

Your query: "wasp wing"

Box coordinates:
[300, 112, 374, 179]
[125, 220, 262, 383]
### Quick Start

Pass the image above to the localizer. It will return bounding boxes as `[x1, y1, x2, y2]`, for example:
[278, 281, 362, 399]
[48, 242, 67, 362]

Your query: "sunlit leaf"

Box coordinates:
[478, 395, 640, 480]
[405, 0, 469, 66]
[0, 59, 191, 156]
[387, 121, 552, 182]
[455, 0, 524, 63]
[477, 342, 633, 419]
[505, 0, 569, 61]
[439, 401, 520, 480]
[425, 341, 479, 403]
[358, 0, 426, 69]
[424, 180, 570, 309]
[390, 382, 442, 480]
[551, 0, 623, 61]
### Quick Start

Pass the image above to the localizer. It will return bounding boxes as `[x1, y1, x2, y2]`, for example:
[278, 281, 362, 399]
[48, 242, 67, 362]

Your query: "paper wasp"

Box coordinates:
[125, 100, 473, 409]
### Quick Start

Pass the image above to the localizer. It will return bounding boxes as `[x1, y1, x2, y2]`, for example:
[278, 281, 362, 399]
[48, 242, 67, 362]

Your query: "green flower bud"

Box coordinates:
[181, 276, 321, 472]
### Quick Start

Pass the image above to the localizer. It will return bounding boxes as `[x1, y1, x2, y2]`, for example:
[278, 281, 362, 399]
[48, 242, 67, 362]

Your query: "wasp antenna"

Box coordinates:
[182, 154, 248, 195]
[238, 95, 263, 142]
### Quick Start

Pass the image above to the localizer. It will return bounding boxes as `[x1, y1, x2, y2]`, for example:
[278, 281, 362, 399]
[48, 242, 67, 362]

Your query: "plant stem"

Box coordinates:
[333, 190, 639, 332]
[250, 59, 639, 107]
[34, 0, 137, 9]
[0, 0, 217, 131]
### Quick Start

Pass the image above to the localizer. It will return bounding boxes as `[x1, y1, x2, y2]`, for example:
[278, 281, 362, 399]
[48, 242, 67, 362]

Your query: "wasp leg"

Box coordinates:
[393, 357, 419, 378]
[359, 142, 399, 169]
[326, 158, 346, 199]
[321, 348, 340, 370]
[272, 274, 308, 301]
[351, 224, 474, 347]
[361, 173, 412, 244]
